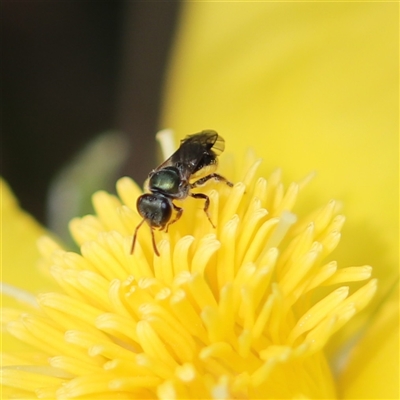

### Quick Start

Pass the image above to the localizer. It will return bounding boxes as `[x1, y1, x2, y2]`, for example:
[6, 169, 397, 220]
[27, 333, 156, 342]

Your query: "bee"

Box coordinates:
[131, 130, 233, 256]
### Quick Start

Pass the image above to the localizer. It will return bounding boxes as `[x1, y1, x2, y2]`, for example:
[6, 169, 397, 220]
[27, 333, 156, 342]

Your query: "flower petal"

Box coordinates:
[338, 283, 399, 399]
[162, 2, 398, 292]
[1, 179, 47, 293]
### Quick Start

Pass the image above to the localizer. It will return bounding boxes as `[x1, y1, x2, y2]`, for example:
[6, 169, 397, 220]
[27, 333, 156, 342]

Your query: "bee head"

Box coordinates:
[136, 193, 172, 229]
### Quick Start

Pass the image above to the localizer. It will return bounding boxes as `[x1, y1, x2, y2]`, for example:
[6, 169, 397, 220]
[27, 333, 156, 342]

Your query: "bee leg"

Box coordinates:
[165, 203, 183, 232]
[191, 173, 234, 188]
[190, 192, 216, 228]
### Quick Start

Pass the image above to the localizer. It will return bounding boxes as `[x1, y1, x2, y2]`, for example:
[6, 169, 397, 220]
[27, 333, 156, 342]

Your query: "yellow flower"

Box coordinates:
[161, 2, 398, 398]
[2, 131, 377, 398]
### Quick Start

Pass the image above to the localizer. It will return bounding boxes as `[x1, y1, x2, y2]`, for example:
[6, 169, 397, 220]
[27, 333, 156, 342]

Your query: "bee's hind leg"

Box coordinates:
[190, 192, 216, 228]
[190, 173, 233, 188]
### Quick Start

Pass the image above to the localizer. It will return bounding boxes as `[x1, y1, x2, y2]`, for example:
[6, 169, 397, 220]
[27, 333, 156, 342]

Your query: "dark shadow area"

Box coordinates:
[1, 1, 181, 223]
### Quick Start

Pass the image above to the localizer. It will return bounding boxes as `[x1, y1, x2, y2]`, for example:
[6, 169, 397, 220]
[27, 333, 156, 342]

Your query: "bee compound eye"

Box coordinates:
[137, 194, 172, 228]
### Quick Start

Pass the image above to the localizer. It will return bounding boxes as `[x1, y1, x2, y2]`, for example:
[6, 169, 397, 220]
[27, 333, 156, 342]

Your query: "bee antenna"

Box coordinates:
[131, 219, 160, 257]
[150, 228, 160, 257]
[131, 219, 145, 254]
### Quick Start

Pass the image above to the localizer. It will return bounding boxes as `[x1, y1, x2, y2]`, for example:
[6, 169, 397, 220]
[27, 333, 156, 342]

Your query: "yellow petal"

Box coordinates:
[338, 283, 399, 398]
[1, 179, 52, 350]
[162, 2, 398, 293]
[161, 7, 398, 391]
[1, 178, 46, 292]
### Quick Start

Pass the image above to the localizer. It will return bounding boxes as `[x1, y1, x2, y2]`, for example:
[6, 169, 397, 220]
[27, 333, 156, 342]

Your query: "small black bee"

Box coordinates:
[131, 130, 233, 256]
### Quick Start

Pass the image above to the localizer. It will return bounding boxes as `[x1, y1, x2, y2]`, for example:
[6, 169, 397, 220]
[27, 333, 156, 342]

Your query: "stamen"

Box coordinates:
[266, 210, 297, 249]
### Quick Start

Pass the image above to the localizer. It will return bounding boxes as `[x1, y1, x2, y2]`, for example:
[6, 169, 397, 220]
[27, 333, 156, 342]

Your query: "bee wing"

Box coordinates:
[178, 131, 224, 178]
[181, 130, 225, 155]
[212, 135, 225, 155]
[153, 130, 225, 181]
